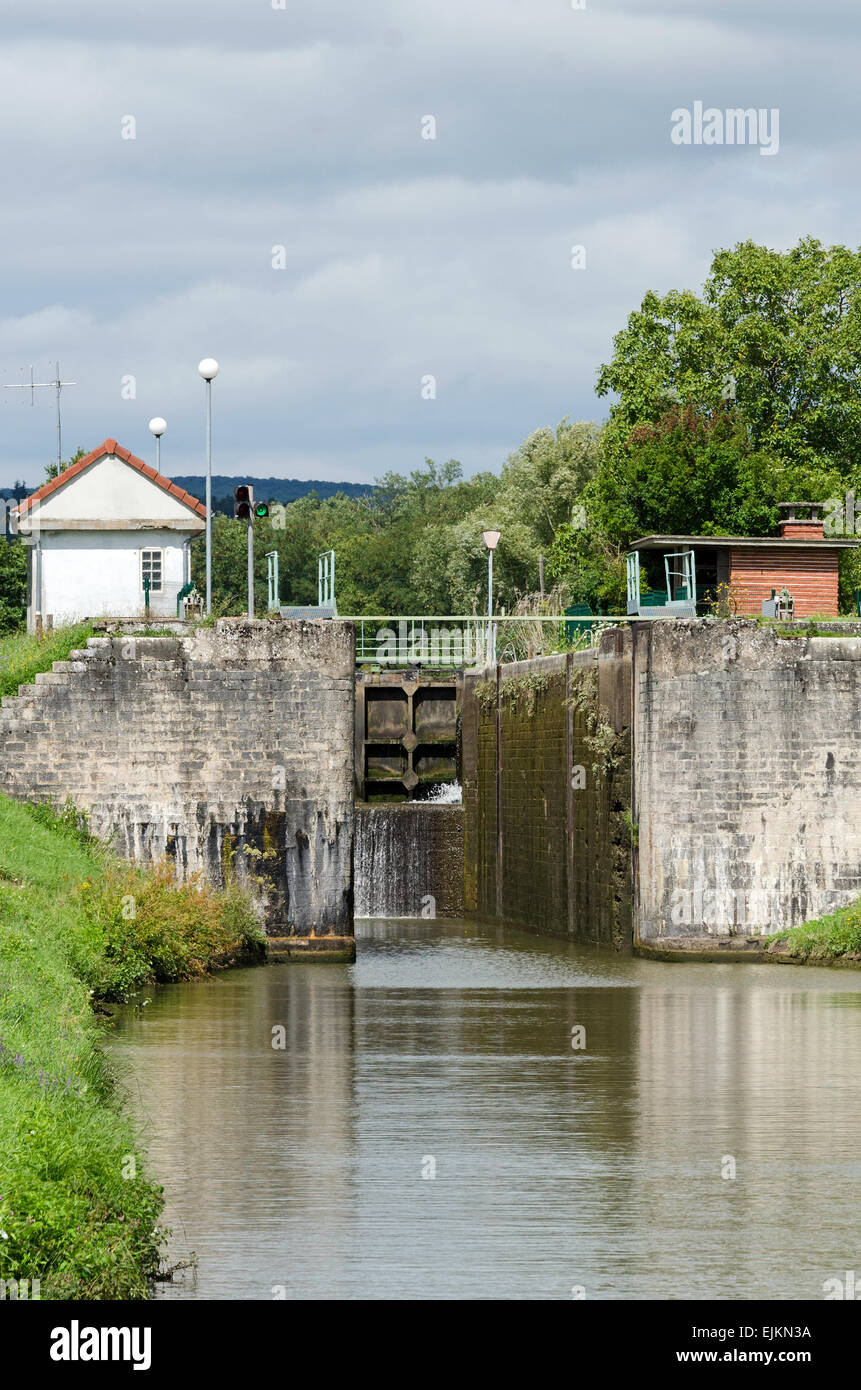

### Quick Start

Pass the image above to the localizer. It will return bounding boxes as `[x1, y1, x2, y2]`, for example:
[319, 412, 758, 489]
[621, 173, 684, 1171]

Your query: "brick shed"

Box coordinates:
[629, 503, 859, 618]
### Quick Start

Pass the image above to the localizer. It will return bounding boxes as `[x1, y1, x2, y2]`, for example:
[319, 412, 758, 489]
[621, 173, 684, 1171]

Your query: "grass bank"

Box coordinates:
[0, 794, 264, 1298]
[0, 623, 95, 700]
[768, 900, 861, 965]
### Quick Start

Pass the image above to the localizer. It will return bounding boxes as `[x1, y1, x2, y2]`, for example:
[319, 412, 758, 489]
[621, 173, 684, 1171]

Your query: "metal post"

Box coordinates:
[55, 361, 62, 474]
[487, 547, 494, 666]
[155, 434, 160, 472]
[247, 512, 254, 619]
[265, 550, 279, 610]
[35, 539, 42, 635]
[205, 377, 212, 616]
[317, 550, 336, 610]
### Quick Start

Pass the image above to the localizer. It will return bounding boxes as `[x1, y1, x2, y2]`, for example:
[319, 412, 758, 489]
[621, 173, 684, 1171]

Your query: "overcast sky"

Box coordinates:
[0, 0, 856, 488]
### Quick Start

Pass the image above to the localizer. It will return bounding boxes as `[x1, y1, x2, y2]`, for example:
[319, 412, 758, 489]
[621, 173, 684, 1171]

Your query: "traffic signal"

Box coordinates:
[233, 484, 253, 519]
[254, 500, 269, 519]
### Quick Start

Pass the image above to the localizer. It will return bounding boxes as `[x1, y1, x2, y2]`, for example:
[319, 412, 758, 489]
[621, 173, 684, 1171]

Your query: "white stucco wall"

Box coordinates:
[29, 530, 192, 626]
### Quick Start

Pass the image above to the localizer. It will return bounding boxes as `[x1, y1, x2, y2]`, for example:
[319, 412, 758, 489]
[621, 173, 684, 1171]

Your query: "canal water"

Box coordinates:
[109, 919, 861, 1300]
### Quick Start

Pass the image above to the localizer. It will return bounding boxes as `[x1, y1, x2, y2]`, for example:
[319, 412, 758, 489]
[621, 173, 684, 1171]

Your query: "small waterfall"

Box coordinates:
[354, 803, 464, 917]
[422, 779, 462, 804]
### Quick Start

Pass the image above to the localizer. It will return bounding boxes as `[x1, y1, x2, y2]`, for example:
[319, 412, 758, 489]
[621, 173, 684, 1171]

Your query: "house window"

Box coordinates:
[141, 549, 163, 593]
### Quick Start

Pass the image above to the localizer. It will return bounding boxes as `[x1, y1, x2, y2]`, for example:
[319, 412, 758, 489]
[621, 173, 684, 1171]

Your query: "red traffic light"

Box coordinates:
[233, 484, 254, 519]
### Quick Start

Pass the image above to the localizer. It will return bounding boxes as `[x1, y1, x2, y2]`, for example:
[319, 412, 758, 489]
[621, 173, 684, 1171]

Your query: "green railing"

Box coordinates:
[342, 614, 632, 667]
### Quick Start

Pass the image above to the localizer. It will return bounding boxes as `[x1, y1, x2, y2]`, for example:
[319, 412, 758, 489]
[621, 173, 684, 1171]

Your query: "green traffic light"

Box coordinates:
[255, 503, 269, 518]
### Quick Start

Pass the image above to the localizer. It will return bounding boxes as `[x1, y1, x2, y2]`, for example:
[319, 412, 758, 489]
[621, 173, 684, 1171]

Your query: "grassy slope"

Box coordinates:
[0, 623, 94, 700]
[0, 795, 264, 1298]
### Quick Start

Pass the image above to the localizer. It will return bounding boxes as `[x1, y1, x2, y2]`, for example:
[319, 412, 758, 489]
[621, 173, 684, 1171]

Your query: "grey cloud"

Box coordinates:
[0, 1, 859, 485]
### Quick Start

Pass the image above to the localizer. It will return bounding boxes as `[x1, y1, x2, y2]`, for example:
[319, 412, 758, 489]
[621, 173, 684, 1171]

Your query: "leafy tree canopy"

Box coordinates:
[597, 236, 861, 478]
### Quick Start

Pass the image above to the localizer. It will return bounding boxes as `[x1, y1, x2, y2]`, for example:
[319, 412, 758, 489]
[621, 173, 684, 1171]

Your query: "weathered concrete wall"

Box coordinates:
[0, 619, 355, 950]
[354, 803, 464, 917]
[462, 632, 633, 945]
[634, 620, 861, 942]
[463, 617, 861, 953]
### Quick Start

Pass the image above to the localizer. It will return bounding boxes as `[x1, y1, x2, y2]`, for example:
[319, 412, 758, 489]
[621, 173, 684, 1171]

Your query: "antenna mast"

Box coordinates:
[2, 361, 77, 472]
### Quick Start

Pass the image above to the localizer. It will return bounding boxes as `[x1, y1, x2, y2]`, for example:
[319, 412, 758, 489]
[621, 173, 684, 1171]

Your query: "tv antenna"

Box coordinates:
[2, 361, 77, 473]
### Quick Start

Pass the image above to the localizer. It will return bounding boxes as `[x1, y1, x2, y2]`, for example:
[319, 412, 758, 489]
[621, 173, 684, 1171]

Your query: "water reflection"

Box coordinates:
[110, 919, 861, 1300]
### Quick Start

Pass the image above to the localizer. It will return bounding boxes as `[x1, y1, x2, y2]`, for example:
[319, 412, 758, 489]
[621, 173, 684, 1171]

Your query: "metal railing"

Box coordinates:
[342, 614, 633, 667]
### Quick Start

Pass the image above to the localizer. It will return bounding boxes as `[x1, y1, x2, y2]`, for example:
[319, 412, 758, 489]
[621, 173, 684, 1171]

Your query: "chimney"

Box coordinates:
[777, 502, 824, 540]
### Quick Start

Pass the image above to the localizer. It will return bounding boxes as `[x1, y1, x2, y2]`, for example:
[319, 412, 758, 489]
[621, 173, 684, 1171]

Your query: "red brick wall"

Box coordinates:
[779, 522, 824, 540]
[730, 546, 839, 617]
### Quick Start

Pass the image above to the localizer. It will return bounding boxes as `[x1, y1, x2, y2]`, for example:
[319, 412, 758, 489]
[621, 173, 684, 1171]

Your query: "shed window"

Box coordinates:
[141, 549, 163, 593]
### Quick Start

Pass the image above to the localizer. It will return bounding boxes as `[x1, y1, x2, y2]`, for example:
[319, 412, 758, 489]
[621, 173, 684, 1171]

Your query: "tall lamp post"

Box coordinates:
[482, 528, 501, 667]
[198, 358, 219, 616]
[148, 417, 166, 471]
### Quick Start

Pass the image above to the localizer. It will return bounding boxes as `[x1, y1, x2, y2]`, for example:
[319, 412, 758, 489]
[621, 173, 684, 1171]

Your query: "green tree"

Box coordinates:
[597, 237, 861, 476]
[0, 537, 26, 633]
[562, 237, 861, 611]
[44, 447, 86, 482]
[410, 421, 600, 613]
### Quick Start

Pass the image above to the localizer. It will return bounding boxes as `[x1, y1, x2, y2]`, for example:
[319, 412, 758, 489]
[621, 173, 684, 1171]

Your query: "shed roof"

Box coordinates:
[630, 534, 860, 551]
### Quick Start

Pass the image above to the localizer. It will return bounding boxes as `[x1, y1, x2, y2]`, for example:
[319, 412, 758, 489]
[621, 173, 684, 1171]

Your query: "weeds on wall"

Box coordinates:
[498, 672, 550, 717]
[567, 667, 621, 779]
[475, 672, 553, 718]
[474, 679, 496, 715]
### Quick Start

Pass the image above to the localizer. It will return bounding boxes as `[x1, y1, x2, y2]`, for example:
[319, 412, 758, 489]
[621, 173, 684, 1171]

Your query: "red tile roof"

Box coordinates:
[18, 438, 207, 519]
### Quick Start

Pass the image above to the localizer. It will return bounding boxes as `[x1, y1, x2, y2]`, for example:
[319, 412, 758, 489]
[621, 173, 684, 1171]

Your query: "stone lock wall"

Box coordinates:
[462, 632, 633, 946]
[464, 619, 861, 952]
[0, 619, 355, 951]
[634, 621, 861, 942]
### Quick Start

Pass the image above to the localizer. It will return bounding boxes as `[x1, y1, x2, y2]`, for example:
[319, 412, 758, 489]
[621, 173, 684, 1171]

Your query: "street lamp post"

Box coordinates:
[198, 359, 219, 616]
[482, 528, 501, 667]
[148, 417, 166, 472]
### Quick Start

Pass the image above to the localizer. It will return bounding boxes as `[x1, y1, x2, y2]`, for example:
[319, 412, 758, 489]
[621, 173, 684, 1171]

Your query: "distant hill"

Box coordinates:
[1, 476, 373, 513]
[171, 476, 372, 515]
